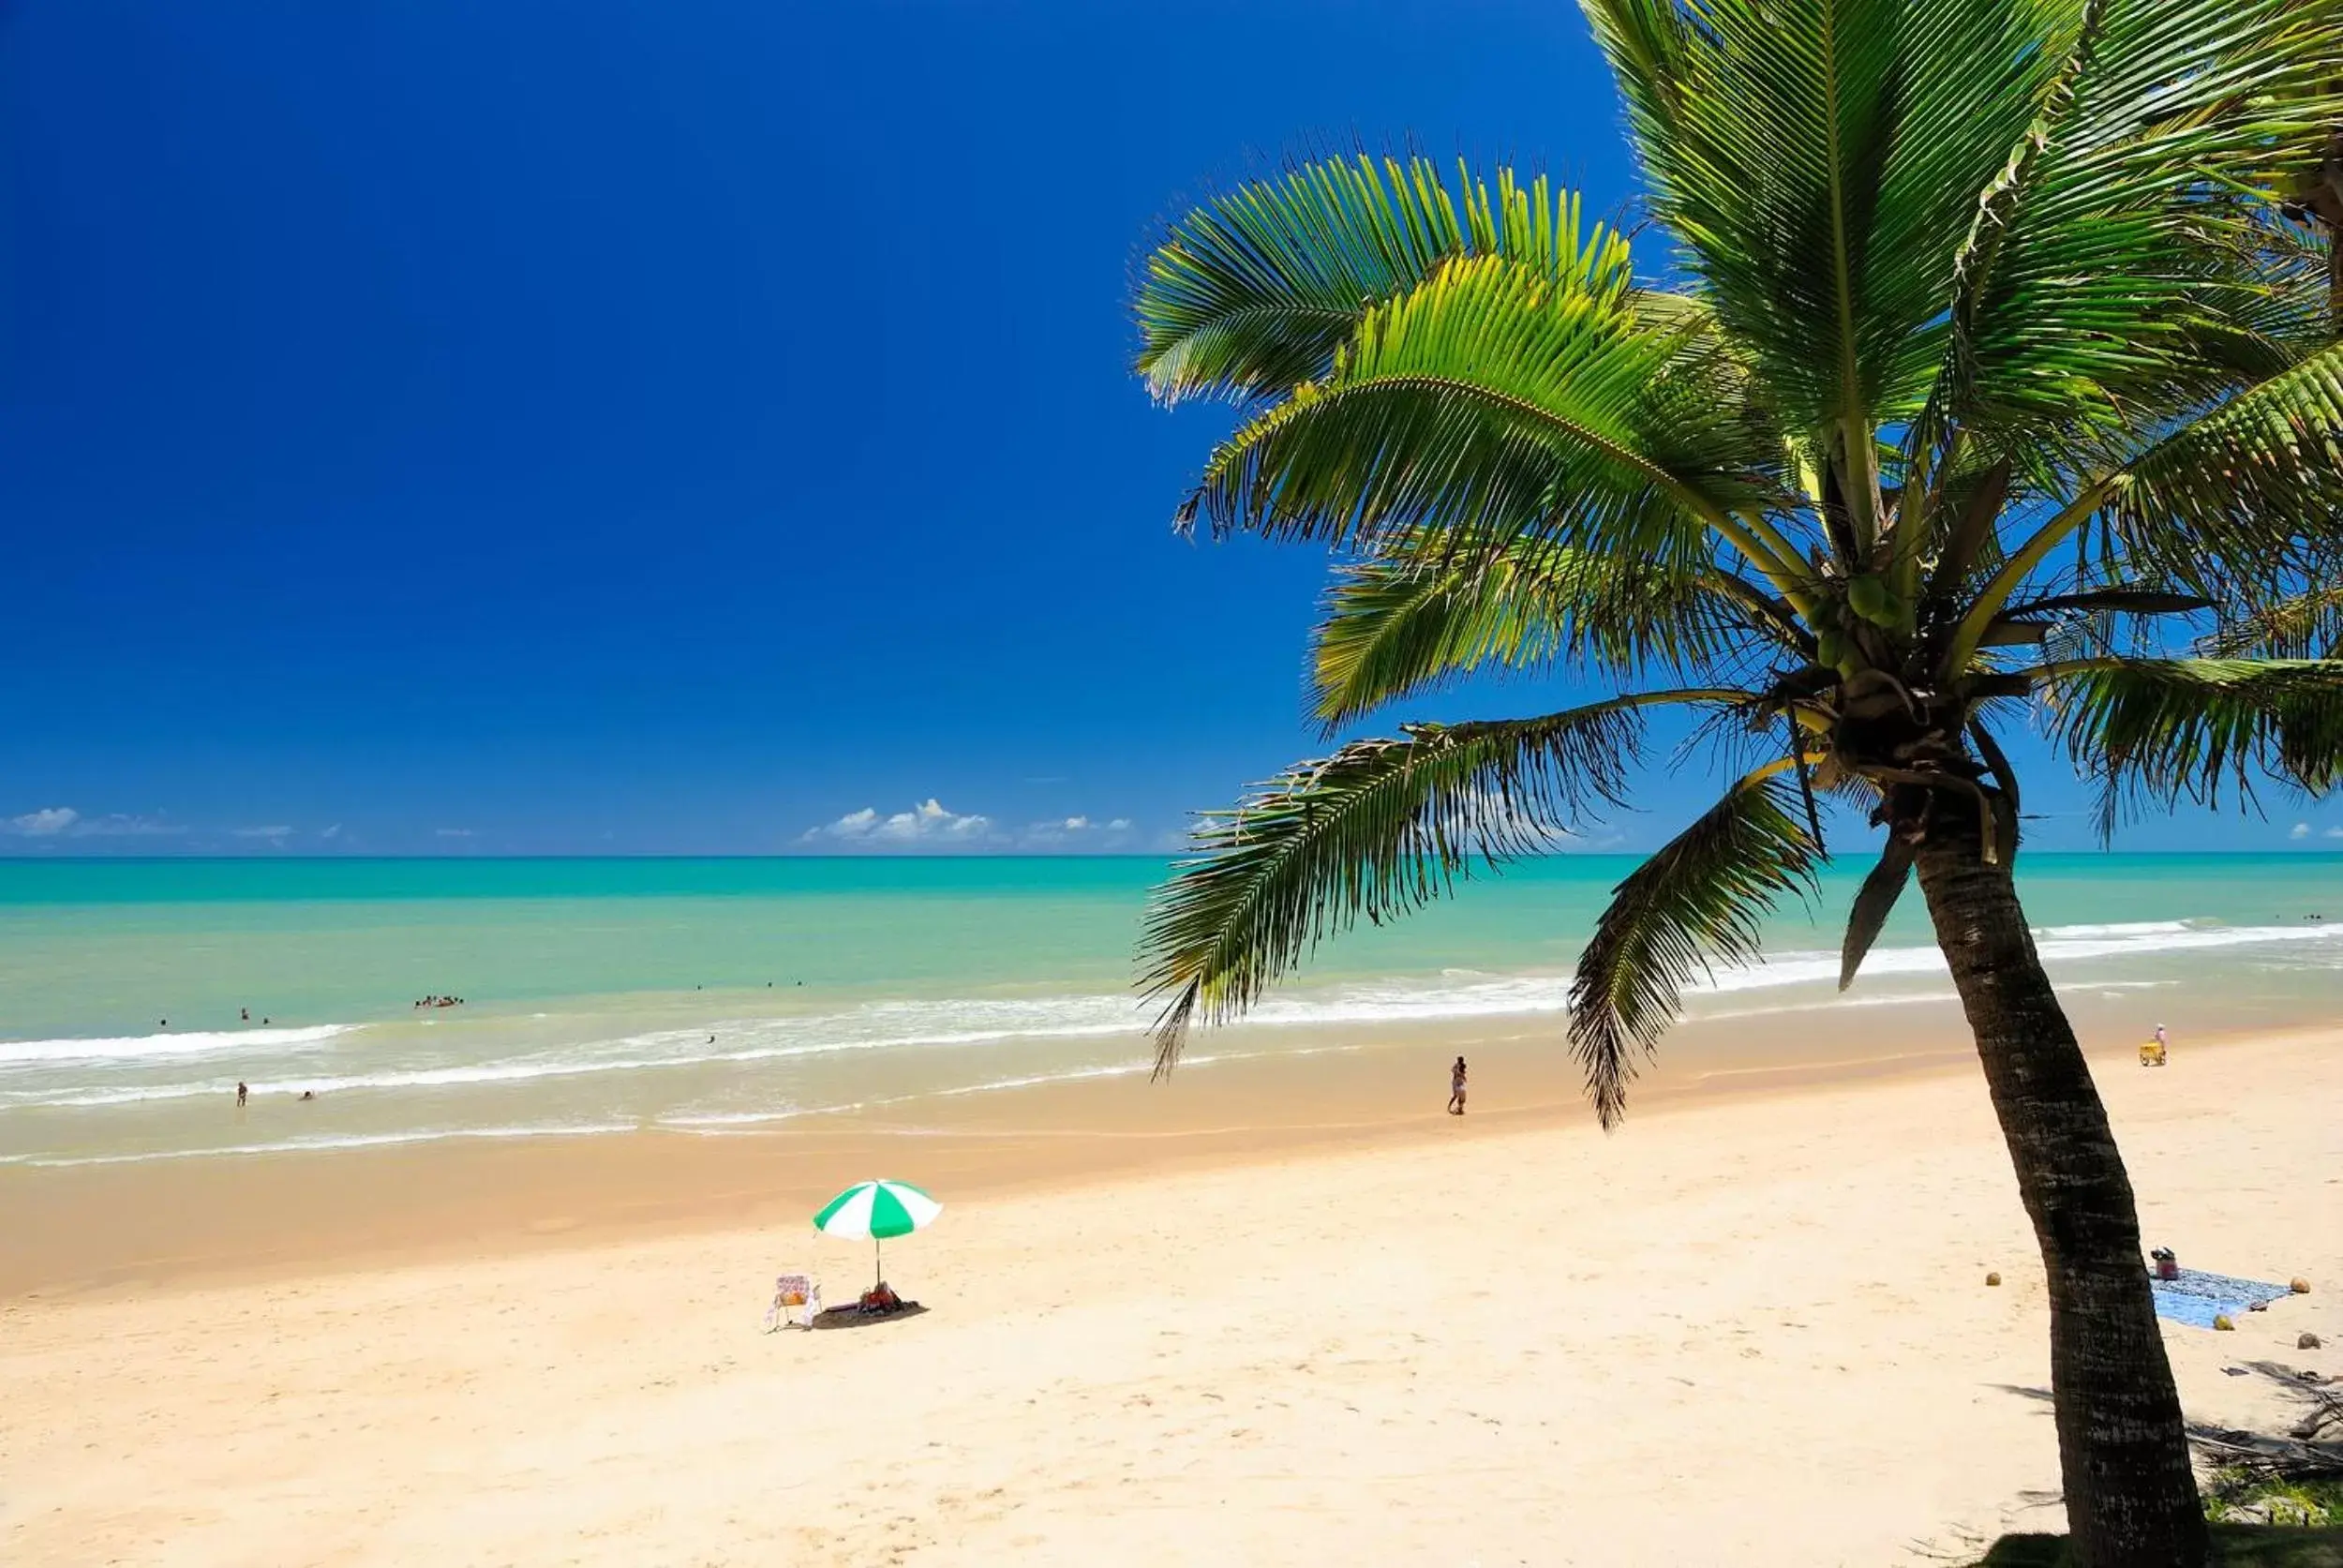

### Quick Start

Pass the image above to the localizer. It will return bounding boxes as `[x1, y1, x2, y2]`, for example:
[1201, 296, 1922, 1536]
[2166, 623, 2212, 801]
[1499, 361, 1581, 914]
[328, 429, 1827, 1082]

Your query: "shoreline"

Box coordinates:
[3, 993, 2304, 1300]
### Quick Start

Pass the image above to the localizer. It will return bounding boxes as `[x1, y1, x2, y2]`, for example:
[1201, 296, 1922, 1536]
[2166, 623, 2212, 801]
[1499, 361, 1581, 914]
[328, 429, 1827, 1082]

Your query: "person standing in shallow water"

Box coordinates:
[235, 1081, 247, 1108]
[1447, 1056, 1468, 1115]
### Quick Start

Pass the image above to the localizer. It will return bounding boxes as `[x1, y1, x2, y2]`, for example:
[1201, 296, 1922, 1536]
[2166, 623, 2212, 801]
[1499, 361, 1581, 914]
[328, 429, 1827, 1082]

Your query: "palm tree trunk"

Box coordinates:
[1913, 831, 2210, 1568]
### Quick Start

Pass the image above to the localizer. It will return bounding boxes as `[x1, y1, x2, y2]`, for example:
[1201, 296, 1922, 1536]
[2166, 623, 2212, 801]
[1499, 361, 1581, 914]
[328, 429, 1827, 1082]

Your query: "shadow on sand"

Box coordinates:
[811, 1303, 930, 1331]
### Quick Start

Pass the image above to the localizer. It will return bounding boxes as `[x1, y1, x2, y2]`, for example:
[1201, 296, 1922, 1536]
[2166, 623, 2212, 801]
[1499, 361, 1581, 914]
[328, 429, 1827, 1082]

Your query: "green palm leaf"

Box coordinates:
[1183, 253, 1797, 583]
[1306, 538, 1787, 731]
[1923, 0, 2343, 463]
[1565, 769, 1822, 1127]
[2043, 657, 2343, 834]
[2202, 585, 2343, 658]
[2107, 342, 2343, 593]
[1137, 155, 1631, 406]
[1584, 0, 2077, 483]
[1140, 690, 1735, 1072]
[1943, 343, 2343, 674]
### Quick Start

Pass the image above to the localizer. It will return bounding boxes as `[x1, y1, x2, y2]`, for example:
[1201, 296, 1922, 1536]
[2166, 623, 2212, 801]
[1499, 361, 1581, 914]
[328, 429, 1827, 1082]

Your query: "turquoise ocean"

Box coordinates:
[2, 855, 2337, 1169]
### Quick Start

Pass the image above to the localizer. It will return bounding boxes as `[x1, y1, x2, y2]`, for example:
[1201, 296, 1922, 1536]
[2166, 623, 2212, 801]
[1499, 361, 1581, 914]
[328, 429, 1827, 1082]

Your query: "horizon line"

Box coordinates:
[7, 848, 2341, 864]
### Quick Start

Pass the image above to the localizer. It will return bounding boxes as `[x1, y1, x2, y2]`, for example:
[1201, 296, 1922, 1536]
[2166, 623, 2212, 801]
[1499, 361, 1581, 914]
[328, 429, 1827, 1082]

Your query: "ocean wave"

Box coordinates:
[2035, 920, 2195, 939]
[656, 1106, 829, 1128]
[0, 1052, 689, 1109]
[2037, 920, 2343, 963]
[0, 1023, 353, 1068]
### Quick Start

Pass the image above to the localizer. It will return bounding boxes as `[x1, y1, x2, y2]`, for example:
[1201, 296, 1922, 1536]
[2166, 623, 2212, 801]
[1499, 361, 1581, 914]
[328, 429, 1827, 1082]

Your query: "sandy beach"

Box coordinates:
[4, 1021, 2337, 1566]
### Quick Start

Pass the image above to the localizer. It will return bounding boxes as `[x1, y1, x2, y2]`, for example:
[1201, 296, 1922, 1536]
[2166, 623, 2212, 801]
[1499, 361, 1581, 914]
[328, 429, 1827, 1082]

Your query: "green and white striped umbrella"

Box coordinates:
[812, 1179, 941, 1286]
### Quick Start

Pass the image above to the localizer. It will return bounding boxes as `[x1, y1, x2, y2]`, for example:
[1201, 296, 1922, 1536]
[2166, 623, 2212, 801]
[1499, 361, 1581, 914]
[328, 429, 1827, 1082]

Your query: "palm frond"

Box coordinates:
[1924, 0, 2343, 470]
[1944, 343, 2343, 674]
[1183, 253, 1791, 579]
[1977, 586, 2212, 657]
[1136, 156, 1631, 406]
[1583, 0, 2081, 467]
[2107, 341, 2343, 594]
[1998, 588, 2211, 621]
[2042, 658, 2343, 836]
[2203, 585, 2343, 658]
[1565, 769, 1822, 1127]
[1840, 837, 1918, 991]
[1141, 691, 1734, 1072]
[1306, 537, 1782, 730]
[1904, 0, 2105, 494]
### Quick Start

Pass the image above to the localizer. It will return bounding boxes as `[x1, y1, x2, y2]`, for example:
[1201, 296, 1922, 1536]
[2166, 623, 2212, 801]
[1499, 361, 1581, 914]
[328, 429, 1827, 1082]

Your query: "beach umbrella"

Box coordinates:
[813, 1178, 941, 1287]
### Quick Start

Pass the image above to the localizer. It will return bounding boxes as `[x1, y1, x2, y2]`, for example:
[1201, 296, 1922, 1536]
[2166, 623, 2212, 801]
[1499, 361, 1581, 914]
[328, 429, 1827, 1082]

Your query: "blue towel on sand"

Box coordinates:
[2149, 1267, 2291, 1329]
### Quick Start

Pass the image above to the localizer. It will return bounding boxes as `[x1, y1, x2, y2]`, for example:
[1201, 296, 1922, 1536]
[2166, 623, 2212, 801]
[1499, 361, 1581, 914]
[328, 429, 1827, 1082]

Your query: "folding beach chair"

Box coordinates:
[765, 1272, 820, 1332]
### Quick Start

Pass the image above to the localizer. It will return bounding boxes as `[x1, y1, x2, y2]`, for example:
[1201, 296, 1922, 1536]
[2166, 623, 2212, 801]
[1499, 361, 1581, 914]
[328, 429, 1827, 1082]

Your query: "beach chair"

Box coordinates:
[765, 1273, 820, 1332]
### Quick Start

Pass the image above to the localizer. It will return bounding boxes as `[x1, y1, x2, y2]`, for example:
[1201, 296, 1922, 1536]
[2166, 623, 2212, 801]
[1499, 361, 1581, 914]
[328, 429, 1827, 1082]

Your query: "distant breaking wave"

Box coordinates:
[0, 1023, 353, 1068]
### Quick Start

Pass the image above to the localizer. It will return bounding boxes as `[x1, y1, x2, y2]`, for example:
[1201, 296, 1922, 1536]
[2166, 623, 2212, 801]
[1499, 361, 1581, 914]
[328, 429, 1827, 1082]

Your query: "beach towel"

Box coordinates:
[2147, 1267, 2291, 1329]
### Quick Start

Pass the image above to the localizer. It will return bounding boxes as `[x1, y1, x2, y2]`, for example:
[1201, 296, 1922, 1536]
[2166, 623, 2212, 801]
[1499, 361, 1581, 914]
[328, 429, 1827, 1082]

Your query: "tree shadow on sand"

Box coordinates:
[1948, 1371, 2343, 1563]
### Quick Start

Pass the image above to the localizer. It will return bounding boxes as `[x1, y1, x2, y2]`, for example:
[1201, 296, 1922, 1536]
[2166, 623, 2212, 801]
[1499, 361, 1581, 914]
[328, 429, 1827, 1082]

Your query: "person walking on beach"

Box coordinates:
[236, 1081, 248, 1109]
[1448, 1056, 1468, 1115]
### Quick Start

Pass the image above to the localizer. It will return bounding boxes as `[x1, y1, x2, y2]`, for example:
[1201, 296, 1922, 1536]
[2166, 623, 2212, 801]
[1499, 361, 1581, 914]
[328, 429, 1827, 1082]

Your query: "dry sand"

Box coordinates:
[4, 1026, 2338, 1566]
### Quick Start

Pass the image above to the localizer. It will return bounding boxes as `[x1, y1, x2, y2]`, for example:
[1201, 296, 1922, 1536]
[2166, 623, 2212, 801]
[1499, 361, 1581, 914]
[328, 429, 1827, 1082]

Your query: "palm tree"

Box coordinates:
[1127, 4, 2343, 1564]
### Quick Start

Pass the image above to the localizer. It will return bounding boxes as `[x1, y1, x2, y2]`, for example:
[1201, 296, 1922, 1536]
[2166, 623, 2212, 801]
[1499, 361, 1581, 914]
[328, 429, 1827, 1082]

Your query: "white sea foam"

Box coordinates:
[0, 1053, 686, 1110]
[657, 1106, 827, 1128]
[0, 1023, 353, 1067]
[2035, 920, 2194, 939]
[2037, 920, 2343, 963]
[932, 1061, 1157, 1097]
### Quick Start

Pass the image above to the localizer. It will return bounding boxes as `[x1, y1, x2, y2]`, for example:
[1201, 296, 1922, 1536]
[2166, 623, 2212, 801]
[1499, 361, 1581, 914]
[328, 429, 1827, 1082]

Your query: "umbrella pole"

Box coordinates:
[874, 1234, 883, 1289]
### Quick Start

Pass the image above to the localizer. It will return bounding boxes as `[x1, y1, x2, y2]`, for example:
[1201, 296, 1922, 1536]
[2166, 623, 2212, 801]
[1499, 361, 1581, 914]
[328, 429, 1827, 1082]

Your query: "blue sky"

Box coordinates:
[3, 0, 2336, 857]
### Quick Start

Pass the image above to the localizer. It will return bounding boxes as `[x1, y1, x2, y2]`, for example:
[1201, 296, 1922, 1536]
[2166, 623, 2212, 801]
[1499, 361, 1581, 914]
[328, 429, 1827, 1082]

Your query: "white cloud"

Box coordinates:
[1014, 813, 1141, 849]
[802, 800, 1137, 852]
[7, 809, 185, 839]
[231, 825, 293, 840]
[802, 799, 992, 846]
[92, 814, 186, 837]
[436, 828, 475, 839]
[2328, 828, 2343, 841]
[875, 799, 991, 842]
[2293, 822, 2313, 840]
[321, 824, 342, 840]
